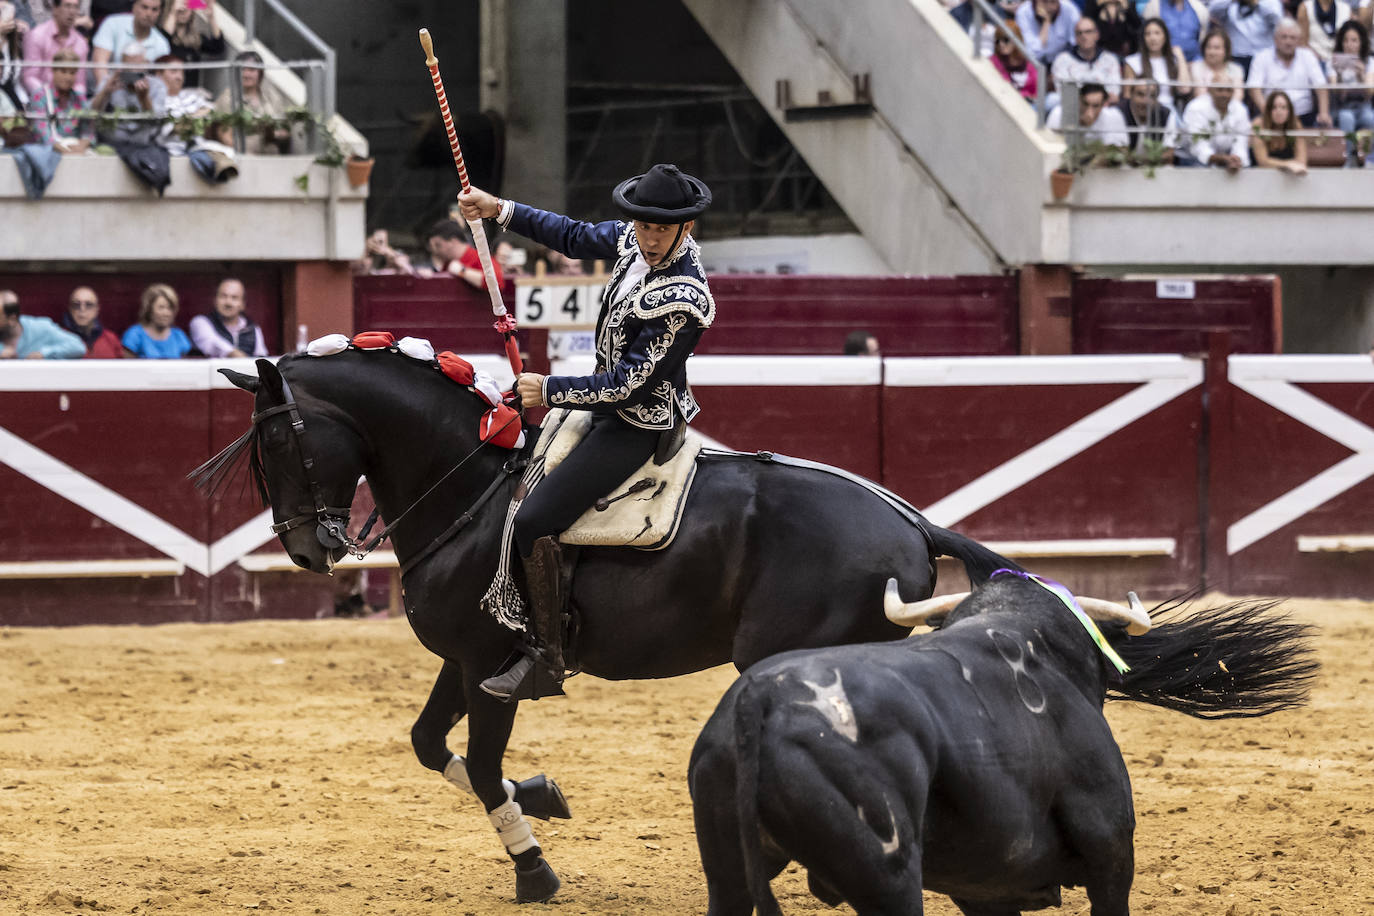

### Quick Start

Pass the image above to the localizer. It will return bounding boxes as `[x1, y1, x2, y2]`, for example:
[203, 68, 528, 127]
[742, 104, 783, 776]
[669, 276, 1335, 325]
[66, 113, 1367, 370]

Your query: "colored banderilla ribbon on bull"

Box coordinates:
[992, 568, 1131, 674]
[419, 28, 524, 379]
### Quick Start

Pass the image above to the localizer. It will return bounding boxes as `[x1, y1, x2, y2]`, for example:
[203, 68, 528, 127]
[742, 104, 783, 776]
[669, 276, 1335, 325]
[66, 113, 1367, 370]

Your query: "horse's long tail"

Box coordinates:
[1111, 597, 1319, 718]
[733, 678, 783, 916]
[925, 523, 1025, 585]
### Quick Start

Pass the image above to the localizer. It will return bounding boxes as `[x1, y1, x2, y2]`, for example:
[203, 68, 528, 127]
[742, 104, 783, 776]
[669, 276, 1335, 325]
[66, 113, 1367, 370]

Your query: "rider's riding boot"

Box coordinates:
[480, 536, 568, 702]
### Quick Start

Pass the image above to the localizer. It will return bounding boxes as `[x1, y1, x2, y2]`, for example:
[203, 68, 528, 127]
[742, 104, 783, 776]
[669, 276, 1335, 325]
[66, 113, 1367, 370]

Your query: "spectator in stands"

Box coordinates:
[211, 49, 290, 154]
[188, 278, 266, 357]
[1250, 88, 1310, 170]
[1247, 18, 1332, 126]
[154, 52, 204, 114]
[355, 228, 416, 275]
[843, 330, 881, 355]
[545, 249, 585, 276]
[159, 0, 220, 87]
[424, 219, 504, 290]
[1046, 81, 1130, 149]
[1, 289, 87, 359]
[1087, 0, 1143, 57]
[1120, 78, 1181, 159]
[1052, 17, 1123, 104]
[993, 22, 1040, 100]
[0, 0, 31, 111]
[1328, 20, 1374, 165]
[24, 48, 89, 151]
[20, 0, 85, 96]
[1190, 28, 1247, 94]
[1297, 0, 1352, 64]
[61, 285, 123, 357]
[1179, 73, 1252, 168]
[1208, 0, 1282, 75]
[122, 282, 191, 358]
[495, 240, 529, 279]
[90, 41, 167, 145]
[950, 0, 1018, 56]
[91, 0, 166, 86]
[29, 0, 93, 31]
[1144, 0, 1209, 61]
[1016, 0, 1082, 66]
[1124, 18, 1193, 109]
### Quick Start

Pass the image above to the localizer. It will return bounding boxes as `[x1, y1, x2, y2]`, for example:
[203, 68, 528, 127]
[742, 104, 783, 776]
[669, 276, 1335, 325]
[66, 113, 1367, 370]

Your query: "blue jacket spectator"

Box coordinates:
[1, 290, 87, 359]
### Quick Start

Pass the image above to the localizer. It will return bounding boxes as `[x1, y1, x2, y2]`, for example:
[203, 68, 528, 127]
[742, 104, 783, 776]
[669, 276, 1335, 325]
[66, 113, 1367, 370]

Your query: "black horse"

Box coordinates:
[197, 346, 1022, 903]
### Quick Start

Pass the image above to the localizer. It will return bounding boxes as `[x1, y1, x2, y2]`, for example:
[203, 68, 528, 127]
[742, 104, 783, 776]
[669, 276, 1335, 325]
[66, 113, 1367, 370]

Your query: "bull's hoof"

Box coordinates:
[514, 774, 572, 820]
[514, 857, 560, 903]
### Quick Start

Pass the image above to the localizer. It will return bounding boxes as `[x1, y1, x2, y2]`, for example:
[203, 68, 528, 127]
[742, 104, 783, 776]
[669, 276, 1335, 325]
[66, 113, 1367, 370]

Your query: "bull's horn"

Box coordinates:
[1075, 596, 1152, 636]
[884, 579, 969, 627]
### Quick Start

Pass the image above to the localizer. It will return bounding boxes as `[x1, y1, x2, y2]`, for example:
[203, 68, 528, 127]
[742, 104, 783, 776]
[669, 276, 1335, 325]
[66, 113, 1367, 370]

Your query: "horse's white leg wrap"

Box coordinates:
[488, 798, 538, 855]
[442, 755, 516, 800]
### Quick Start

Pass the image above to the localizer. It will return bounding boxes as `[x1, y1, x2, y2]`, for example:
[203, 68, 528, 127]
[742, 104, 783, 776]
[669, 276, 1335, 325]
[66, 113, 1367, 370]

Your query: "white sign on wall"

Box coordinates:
[514, 284, 604, 327]
[1156, 279, 1196, 300]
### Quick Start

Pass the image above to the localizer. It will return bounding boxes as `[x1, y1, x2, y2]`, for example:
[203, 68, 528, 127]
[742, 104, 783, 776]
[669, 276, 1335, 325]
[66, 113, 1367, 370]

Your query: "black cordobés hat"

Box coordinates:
[612, 164, 711, 223]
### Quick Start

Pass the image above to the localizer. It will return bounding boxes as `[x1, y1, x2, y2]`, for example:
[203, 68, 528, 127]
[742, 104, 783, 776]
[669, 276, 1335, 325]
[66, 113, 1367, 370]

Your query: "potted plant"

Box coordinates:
[345, 153, 374, 188]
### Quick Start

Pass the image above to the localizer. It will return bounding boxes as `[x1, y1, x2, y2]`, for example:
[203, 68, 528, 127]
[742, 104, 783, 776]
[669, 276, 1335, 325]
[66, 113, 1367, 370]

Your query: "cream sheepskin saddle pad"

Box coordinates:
[536, 408, 703, 550]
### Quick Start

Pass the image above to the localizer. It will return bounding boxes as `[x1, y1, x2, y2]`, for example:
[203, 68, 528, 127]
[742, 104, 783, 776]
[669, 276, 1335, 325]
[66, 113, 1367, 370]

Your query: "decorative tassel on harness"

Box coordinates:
[480, 455, 547, 633]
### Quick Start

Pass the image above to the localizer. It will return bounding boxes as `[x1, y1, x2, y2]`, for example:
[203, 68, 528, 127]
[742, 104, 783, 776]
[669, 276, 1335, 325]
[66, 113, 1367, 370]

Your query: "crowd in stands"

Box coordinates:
[962, 0, 1374, 167]
[0, 277, 268, 359]
[354, 219, 594, 284]
[0, 0, 294, 196]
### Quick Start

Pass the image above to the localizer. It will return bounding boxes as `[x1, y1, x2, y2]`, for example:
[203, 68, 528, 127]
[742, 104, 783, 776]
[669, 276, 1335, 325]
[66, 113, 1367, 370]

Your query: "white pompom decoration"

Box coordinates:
[306, 333, 351, 357]
[472, 371, 505, 408]
[396, 336, 436, 362]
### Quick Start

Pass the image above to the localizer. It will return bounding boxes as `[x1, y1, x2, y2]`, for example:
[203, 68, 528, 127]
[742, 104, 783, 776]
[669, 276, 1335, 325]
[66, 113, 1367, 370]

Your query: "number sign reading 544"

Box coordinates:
[515, 283, 604, 327]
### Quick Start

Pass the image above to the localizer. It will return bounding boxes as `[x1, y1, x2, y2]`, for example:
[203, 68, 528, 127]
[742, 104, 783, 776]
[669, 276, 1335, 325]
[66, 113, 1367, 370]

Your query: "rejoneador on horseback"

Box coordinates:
[458, 163, 716, 702]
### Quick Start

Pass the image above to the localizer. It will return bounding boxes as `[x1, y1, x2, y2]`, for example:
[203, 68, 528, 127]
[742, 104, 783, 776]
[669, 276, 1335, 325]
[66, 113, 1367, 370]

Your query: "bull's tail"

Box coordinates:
[733, 677, 783, 916]
[925, 523, 1025, 586]
[1111, 597, 1319, 718]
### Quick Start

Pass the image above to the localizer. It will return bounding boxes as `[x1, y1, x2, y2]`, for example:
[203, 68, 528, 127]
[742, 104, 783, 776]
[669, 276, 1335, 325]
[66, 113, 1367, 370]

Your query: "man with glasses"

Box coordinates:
[0, 289, 86, 359]
[1052, 16, 1123, 105]
[61, 286, 122, 358]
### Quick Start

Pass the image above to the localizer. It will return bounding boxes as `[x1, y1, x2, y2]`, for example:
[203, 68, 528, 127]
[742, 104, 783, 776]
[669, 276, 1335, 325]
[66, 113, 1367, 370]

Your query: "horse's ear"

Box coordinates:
[218, 367, 260, 394]
[255, 358, 286, 403]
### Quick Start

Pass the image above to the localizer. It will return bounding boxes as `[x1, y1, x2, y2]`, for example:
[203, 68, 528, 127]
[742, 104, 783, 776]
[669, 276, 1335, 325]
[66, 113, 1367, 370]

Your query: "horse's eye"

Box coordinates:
[263, 426, 289, 450]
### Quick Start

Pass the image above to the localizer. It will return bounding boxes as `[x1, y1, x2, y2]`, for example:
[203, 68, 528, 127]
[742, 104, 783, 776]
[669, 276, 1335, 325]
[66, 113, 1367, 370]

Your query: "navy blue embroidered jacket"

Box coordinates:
[498, 202, 714, 431]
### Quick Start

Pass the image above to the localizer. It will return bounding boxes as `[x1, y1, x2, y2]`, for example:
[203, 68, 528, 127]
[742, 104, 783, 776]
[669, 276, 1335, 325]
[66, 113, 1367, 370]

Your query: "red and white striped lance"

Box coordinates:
[419, 28, 523, 376]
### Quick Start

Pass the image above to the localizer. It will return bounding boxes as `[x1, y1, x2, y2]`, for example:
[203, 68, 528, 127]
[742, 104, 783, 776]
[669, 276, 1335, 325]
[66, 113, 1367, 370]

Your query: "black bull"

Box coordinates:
[688, 576, 1317, 916]
[194, 349, 1028, 904]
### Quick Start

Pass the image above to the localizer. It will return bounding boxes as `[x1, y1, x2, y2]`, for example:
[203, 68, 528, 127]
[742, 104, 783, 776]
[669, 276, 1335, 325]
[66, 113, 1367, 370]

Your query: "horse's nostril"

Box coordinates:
[289, 553, 312, 570]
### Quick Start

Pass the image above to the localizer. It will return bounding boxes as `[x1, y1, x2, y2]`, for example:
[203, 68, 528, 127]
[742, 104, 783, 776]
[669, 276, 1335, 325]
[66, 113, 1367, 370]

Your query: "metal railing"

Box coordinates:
[11, 59, 333, 157]
[238, 0, 336, 123]
[1051, 75, 1371, 170]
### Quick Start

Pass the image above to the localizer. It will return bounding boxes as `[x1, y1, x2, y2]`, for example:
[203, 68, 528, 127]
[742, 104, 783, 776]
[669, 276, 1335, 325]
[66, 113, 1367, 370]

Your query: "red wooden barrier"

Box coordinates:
[1072, 277, 1281, 355]
[881, 357, 1206, 597]
[3, 353, 1370, 627]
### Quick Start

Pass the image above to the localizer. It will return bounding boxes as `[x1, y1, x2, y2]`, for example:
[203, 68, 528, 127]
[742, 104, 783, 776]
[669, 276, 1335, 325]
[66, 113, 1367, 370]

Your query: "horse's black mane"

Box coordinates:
[188, 421, 271, 505]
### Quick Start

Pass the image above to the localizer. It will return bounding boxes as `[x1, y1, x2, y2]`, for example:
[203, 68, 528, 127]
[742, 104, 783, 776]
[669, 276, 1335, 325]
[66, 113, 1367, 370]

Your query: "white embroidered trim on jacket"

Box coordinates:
[547, 313, 689, 408]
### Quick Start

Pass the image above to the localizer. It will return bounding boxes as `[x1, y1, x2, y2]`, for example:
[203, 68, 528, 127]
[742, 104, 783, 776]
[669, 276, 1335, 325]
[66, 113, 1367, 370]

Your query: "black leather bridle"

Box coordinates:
[251, 373, 526, 568]
[250, 373, 367, 555]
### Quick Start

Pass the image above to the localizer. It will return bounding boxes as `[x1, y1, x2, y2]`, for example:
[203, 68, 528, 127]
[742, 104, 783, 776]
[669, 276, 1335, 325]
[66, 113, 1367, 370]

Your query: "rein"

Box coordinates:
[252, 374, 526, 569]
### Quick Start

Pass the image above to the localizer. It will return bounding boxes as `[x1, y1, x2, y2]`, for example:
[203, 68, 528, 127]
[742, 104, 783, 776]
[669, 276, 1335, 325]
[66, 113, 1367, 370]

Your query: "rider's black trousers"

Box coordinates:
[513, 411, 660, 558]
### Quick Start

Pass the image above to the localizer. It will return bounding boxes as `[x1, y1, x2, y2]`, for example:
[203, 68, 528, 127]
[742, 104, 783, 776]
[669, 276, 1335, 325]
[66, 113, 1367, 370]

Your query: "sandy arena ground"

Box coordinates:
[1, 597, 1371, 915]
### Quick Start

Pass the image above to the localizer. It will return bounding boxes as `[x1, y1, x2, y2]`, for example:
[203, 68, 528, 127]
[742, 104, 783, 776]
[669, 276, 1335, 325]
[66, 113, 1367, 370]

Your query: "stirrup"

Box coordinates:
[479, 651, 566, 703]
